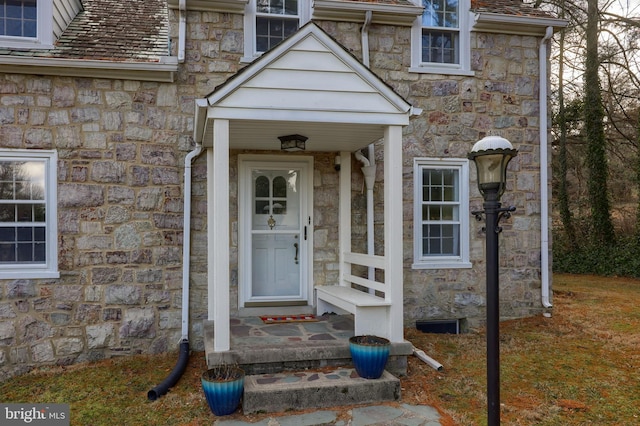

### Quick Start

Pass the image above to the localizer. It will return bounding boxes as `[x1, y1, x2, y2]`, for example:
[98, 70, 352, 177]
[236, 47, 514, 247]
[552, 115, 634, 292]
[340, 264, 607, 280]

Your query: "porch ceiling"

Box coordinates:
[210, 119, 386, 152]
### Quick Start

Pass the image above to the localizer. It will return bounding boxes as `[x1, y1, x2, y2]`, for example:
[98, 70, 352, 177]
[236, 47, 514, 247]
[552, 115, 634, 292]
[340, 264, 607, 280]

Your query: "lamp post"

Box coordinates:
[468, 136, 517, 426]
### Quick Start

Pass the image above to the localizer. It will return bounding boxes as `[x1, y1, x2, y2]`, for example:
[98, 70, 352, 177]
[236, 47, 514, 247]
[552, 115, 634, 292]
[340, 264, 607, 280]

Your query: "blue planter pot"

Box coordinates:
[201, 366, 245, 416]
[349, 335, 390, 379]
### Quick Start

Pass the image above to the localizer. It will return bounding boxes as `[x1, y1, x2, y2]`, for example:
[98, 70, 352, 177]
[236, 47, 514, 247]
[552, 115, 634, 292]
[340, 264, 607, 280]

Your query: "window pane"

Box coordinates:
[430, 186, 442, 202]
[284, 0, 298, 15]
[255, 175, 269, 197]
[17, 226, 32, 241]
[283, 19, 297, 37]
[6, 1, 23, 19]
[425, 205, 440, 220]
[5, 18, 21, 36]
[0, 243, 16, 262]
[33, 204, 45, 221]
[23, 18, 35, 37]
[255, 200, 270, 215]
[0, 227, 15, 241]
[442, 205, 459, 220]
[34, 226, 45, 241]
[17, 242, 32, 261]
[430, 170, 442, 185]
[272, 176, 287, 197]
[272, 201, 286, 214]
[34, 242, 45, 262]
[17, 204, 32, 221]
[23, 1, 37, 19]
[0, 205, 15, 221]
[269, 19, 283, 35]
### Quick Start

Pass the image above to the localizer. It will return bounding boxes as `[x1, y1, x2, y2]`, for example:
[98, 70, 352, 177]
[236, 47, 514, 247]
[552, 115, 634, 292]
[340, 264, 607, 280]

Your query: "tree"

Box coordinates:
[554, 2, 576, 245]
[584, 0, 615, 244]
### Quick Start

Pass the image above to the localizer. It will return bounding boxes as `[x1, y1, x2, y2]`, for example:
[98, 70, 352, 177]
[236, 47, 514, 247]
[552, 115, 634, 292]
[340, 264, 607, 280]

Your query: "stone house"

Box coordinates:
[0, 0, 566, 380]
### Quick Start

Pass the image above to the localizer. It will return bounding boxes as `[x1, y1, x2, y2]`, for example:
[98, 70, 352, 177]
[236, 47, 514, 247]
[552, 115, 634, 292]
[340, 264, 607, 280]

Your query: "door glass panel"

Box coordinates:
[251, 169, 300, 231]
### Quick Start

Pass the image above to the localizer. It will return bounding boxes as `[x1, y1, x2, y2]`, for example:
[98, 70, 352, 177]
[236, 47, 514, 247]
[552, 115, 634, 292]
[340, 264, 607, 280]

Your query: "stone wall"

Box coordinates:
[318, 21, 547, 327]
[0, 9, 548, 379]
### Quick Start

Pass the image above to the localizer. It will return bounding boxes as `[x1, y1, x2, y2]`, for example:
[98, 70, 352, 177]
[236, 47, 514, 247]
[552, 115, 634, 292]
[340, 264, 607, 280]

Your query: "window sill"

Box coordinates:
[240, 55, 261, 64]
[408, 66, 474, 77]
[412, 261, 472, 270]
[0, 270, 60, 279]
[0, 37, 54, 50]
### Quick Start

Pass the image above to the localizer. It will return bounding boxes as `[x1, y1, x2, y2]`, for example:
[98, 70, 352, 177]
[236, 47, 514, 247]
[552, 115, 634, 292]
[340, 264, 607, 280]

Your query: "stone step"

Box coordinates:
[242, 368, 400, 414]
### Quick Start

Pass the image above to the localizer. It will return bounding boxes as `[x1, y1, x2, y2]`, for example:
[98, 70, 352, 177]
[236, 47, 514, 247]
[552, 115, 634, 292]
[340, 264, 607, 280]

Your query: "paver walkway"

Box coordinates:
[214, 403, 442, 425]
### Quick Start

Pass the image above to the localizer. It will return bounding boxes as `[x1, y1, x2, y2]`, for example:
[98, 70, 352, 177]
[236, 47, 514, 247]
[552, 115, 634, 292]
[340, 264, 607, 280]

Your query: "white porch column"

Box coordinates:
[384, 125, 404, 342]
[338, 151, 351, 287]
[208, 119, 230, 352]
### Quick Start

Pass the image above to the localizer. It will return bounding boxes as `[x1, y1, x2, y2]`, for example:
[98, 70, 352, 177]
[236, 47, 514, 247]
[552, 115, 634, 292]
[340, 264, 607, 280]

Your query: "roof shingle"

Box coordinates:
[1, 0, 169, 62]
[0, 0, 557, 62]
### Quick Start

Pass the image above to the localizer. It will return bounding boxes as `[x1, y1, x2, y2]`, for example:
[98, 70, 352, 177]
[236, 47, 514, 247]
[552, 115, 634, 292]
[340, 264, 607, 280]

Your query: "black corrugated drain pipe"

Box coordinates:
[147, 339, 190, 401]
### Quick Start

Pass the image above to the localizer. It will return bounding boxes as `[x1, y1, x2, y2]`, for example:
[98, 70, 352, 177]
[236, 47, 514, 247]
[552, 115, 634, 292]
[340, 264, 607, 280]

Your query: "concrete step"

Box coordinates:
[242, 368, 400, 414]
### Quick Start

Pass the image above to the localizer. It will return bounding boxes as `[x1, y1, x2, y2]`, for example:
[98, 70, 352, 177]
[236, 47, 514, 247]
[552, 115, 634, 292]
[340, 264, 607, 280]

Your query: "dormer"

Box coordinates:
[0, 0, 82, 49]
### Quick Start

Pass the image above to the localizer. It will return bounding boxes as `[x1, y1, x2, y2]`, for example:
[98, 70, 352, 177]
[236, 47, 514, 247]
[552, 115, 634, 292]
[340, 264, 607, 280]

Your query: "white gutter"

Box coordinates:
[0, 56, 177, 82]
[473, 13, 568, 36]
[540, 26, 554, 309]
[181, 143, 204, 339]
[178, 0, 186, 63]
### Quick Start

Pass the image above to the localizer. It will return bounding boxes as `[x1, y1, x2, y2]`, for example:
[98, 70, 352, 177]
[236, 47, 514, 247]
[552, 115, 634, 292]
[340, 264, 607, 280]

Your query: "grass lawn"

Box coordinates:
[2, 274, 639, 425]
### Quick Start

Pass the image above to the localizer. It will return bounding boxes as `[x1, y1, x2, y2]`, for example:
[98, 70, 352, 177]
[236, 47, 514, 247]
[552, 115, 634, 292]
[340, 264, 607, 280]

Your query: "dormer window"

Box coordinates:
[0, 0, 53, 49]
[410, 0, 472, 75]
[256, 0, 299, 53]
[243, 0, 309, 61]
[421, 0, 459, 64]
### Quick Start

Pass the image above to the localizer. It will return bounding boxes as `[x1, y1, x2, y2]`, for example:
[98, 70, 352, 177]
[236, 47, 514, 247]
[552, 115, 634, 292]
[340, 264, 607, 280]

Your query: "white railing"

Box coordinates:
[341, 252, 388, 299]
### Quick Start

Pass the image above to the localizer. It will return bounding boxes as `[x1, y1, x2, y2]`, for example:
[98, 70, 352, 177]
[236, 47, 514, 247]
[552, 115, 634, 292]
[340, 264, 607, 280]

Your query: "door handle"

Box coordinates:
[294, 243, 299, 264]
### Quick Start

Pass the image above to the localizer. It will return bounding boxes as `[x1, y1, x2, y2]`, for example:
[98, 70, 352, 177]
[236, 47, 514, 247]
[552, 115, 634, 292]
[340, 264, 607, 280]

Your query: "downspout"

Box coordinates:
[540, 26, 554, 309]
[178, 0, 186, 63]
[361, 10, 372, 68]
[359, 11, 377, 285]
[355, 150, 376, 286]
[148, 143, 203, 400]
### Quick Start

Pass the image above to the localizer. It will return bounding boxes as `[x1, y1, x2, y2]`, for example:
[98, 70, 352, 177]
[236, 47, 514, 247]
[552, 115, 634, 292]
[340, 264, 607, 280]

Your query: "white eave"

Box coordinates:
[472, 12, 568, 36]
[167, 0, 248, 13]
[313, 0, 423, 26]
[0, 56, 178, 82]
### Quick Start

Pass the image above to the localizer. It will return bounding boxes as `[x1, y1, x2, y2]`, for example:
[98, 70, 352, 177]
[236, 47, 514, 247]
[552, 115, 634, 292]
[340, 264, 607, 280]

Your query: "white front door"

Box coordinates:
[239, 156, 313, 306]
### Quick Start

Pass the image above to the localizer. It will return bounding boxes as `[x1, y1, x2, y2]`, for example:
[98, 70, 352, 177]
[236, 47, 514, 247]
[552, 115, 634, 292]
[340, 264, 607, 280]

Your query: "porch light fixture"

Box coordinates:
[279, 134, 307, 152]
[467, 135, 517, 426]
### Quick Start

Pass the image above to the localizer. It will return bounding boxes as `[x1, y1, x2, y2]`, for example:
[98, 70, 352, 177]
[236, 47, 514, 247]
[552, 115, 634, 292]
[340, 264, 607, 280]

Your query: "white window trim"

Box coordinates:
[412, 158, 471, 269]
[0, 0, 54, 49]
[242, 0, 310, 63]
[409, 0, 473, 76]
[0, 149, 59, 279]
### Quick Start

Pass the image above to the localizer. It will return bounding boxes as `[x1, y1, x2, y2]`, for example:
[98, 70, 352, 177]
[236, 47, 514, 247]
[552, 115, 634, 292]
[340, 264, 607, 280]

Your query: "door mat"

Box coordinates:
[260, 314, 317, 324]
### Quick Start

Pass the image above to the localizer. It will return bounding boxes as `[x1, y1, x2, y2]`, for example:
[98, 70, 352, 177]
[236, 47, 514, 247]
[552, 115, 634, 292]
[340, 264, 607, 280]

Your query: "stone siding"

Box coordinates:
[0, 10, 548, 379]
